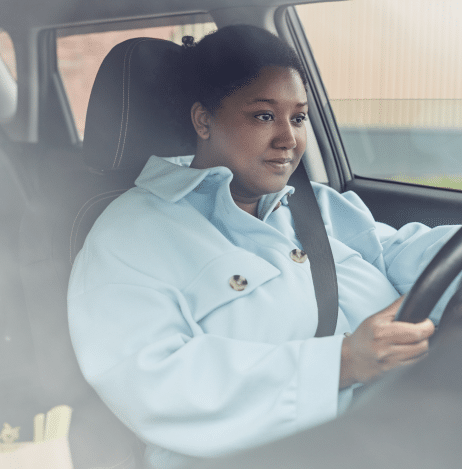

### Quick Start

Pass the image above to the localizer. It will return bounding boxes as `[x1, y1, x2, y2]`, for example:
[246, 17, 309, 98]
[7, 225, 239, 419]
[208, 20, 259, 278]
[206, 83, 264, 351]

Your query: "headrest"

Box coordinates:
[83, 37, 196, 173]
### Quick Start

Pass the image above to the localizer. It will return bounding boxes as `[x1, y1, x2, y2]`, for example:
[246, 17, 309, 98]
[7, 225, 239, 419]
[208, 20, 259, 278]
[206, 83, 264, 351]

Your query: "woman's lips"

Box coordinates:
[264, 158, 292, 171]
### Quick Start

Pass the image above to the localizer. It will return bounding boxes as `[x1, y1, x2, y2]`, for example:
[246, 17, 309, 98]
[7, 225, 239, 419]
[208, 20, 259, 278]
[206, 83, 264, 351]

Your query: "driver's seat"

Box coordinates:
[72, 36, 196, 262]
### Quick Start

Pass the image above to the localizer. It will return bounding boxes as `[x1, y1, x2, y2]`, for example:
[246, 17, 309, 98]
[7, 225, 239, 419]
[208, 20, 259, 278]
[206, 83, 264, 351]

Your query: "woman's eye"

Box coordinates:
[255, 113, 274, 122]
[292, 114, 307, 125]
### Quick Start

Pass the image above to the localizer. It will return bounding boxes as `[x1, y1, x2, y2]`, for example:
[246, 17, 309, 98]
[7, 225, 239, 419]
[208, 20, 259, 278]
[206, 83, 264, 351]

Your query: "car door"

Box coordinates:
[282, 0, 462, 230]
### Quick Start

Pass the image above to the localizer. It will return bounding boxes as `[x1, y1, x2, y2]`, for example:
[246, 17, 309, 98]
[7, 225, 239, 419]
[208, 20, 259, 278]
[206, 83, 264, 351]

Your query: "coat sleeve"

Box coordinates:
[312, 182, 460, 323]
[68, 244, 345, 459]
[375, 222, 461, 323]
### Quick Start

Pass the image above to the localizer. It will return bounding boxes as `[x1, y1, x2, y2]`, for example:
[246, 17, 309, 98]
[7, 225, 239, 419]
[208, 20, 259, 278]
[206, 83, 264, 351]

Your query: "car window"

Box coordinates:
[296, 0, 462, 191]
[0, 29, 17, 120]
[57, 15, 216, 140]
[0, 29, 16, 80]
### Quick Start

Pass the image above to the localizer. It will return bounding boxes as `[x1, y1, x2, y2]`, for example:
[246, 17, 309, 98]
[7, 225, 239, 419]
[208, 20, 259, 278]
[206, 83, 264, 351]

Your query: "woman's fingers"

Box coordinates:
[374, 318, 435, 345]
[340, 298, 436, 386]
[376, 339, 430, 366]
[381, 349, 429, 372]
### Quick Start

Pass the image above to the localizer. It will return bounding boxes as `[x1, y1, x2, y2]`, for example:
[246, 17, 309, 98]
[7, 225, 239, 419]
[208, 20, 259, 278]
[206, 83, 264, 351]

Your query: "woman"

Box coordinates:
[68, 25, 456, 468]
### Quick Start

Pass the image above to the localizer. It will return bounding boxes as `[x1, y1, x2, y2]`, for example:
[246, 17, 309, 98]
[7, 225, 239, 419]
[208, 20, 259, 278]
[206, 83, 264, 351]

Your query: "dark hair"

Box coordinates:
[181, 25, 308, 114]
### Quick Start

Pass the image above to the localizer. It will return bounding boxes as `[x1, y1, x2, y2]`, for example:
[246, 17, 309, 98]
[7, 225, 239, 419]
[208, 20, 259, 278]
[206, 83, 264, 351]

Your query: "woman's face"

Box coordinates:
[192, 66, 308, 201]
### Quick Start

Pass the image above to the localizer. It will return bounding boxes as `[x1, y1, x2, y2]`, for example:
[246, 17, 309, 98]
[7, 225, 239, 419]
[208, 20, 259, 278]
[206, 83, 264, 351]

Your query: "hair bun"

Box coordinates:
[182, 35, 196, 48]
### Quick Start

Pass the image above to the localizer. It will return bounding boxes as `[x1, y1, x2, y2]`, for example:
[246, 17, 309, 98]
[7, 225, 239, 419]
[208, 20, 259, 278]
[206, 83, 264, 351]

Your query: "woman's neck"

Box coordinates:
[231, 192, 260, 217]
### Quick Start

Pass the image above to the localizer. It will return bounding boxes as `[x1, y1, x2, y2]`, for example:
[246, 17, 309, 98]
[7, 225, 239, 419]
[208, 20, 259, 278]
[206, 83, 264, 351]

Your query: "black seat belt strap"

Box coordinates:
[288, 169, 339, 337]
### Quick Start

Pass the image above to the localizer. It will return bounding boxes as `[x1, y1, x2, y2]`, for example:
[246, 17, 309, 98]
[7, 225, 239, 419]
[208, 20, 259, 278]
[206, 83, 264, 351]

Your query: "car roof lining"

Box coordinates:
[1, 0, 346, 31]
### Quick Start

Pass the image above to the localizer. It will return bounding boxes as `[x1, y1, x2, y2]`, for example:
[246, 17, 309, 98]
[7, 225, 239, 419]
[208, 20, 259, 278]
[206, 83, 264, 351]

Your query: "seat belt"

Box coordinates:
[288, 167, 339, 337]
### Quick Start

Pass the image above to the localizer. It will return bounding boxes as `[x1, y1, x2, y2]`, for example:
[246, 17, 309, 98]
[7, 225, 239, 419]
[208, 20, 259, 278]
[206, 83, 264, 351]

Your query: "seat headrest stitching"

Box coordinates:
[115, 38, 151, 170]
[112, 41, 136, 170]
[69, 190, 127, 264]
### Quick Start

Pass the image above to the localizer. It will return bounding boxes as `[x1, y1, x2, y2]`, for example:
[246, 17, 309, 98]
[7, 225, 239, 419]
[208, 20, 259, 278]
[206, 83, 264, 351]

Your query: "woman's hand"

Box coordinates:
[340, 296, 435, 389]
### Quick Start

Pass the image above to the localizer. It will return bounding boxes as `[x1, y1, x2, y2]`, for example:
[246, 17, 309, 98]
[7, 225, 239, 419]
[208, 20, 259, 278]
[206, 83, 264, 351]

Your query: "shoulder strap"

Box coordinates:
[288, 168, 339, 337]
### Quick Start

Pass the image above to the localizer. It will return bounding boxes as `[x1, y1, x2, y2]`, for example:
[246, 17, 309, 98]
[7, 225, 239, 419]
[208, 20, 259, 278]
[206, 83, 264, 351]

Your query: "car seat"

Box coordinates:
[14, 37, 195, 468]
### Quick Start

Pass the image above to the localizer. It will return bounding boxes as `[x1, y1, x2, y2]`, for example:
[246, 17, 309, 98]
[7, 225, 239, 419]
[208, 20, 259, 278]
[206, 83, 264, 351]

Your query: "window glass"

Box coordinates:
[57, 17, 216, 140]
[297, 0, 462, 190]
[0, 29, 17, 80]
[0, 29, 17, 120]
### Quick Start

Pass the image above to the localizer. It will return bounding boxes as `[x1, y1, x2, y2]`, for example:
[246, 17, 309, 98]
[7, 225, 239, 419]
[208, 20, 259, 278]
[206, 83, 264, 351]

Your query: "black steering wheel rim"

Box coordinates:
[396, 226, 462, 323]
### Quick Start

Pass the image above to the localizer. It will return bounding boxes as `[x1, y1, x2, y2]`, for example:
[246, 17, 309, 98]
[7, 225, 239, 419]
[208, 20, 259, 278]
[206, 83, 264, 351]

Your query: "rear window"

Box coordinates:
[0, 29, 17, 120]
[0, 30, 16, 80]
[57, 15, 216, 140]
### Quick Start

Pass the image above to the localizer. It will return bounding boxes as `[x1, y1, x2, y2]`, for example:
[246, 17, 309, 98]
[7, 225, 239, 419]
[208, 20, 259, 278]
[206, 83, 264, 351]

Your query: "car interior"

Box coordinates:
[2, 0, 462, 467]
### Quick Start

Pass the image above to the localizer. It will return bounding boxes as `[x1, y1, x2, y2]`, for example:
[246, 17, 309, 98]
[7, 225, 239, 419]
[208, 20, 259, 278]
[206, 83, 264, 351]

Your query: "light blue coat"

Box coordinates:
[68, 155, 458, 468]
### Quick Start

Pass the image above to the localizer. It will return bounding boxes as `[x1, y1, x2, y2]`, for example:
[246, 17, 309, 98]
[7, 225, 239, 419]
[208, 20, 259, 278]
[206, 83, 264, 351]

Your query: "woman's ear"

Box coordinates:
[191, 102, 211, 140]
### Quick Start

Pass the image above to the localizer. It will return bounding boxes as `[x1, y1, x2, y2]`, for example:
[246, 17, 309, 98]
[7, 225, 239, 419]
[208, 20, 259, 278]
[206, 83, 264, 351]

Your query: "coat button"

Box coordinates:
[229, 275, 248, 291]
[290, 248, 307, 263]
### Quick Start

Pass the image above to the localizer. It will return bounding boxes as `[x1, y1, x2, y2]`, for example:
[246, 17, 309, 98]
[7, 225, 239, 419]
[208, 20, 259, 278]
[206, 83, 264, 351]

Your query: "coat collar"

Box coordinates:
[135, 155, 294, 219]
[135, 155, 231, 203]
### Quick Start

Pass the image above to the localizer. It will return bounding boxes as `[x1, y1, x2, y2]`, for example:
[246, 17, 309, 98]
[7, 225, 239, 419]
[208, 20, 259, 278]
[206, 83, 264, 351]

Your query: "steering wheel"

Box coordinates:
[396, 226, 462, 323]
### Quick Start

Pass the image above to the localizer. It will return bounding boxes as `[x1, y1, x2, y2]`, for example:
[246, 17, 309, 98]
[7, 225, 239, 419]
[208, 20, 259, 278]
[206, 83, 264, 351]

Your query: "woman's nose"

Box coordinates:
[272, 121, 297, 150]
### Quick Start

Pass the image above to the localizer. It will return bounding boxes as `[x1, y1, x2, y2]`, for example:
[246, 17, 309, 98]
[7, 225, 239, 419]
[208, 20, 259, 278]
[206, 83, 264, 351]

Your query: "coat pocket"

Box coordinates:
[182, 250, 281, 323]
